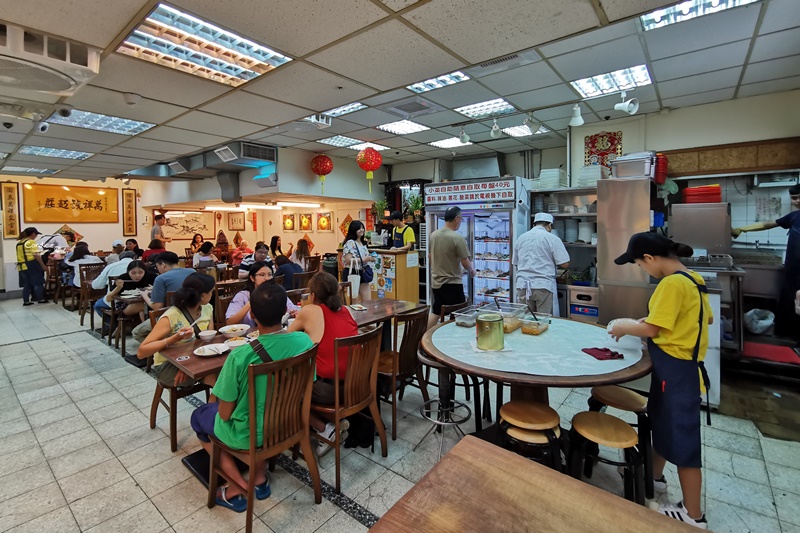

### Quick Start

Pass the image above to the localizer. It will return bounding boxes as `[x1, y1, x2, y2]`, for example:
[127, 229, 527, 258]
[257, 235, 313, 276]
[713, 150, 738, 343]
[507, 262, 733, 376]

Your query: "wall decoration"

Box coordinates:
[302, 233, 315, 253]
[311, 154, 333, 194]
[227, 212, 245, 231]
[56, 224, 82, 243]
[1, 182, 20, 239]
[122, 188, 137, 236]
[233, 231, 243, 246]
[158, 210, 215, 240]
[23, 184, 119, 223]
[299, 213, 313, 232]
[282, 213, 296, 232]
[339, 213, 353, 236]
[316, 211, 333, 232]
[356, 147, 382, 193]
[584, 131, 623, 168]
[216, 230, 229, 248]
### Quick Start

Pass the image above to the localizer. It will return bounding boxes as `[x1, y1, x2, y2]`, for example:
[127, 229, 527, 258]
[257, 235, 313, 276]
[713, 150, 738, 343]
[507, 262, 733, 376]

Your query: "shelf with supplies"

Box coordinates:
[475, 275, 510, 281]
[534, 186, 597, 194]
[550, 213, 597, 218]
[562, 243, 596, 248]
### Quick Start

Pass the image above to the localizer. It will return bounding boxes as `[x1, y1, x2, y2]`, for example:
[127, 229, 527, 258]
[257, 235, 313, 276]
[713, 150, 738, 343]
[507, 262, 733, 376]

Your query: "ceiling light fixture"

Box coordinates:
[376, 120, 430, 135]
[323, 102, 367, 117]
[19, 146, 93, 160]
[570, 65, 652, 98]
[503, 124, 549, 138]
[455, 98, 516, 120]
[208, 204, 282, 211]
[0, 152, 8, 159]
[47, 109, 155, 135]
[3, 167, 58, 174]
[276, 201, 321, 208]
[568, 104, 584, 127]
[640, 0, 759, 31]
[123, 178, 131, 185]
[490, 118, 502, 139]
[430, 137, 471, 149]
[613, 91, 640, 115]
[406, 71, 470, 94]
[348, 142, 389, 152]
[458, 127, 470, 144]
[318, 135, 360, 148]
[523, 113, 540, 135]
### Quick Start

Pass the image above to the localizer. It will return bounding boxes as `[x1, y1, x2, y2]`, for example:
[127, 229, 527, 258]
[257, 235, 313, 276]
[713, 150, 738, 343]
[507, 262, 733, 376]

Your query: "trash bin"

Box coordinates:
[322, 253, 339, 280]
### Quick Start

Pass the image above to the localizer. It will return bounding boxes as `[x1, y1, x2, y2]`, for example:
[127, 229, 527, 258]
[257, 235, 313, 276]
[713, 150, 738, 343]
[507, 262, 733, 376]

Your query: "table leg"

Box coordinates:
[380, 319, 392, 352]
[509, 384, 549, 404]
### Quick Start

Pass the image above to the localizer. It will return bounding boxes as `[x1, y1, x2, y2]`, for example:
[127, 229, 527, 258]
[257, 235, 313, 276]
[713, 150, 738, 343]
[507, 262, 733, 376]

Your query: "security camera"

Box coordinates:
[56, 105, 73, 118]
[123, 93, 141, 107]
[395, 151, 400, 155]
[604, 116, 611, 121]
[34, 121, 49, 133]
[2, 122, 11, 130]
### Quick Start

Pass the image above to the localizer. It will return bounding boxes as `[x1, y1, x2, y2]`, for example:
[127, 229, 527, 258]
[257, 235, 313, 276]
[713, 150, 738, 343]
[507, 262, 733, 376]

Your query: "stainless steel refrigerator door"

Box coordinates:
[597, 178, 651, 284]
[432, 212, 473, 303]
[670, 203, 732, 255]
[598, 283, 654, 326]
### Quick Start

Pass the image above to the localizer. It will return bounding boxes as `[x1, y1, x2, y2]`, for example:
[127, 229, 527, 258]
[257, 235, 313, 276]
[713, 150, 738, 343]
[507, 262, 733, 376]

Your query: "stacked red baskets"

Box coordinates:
[683, 184, 722, 203]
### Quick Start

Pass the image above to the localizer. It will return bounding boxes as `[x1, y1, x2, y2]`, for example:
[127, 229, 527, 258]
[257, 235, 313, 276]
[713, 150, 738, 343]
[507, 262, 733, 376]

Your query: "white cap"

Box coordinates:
[112, 239, 124, 247]
[533, 213, 554, 224]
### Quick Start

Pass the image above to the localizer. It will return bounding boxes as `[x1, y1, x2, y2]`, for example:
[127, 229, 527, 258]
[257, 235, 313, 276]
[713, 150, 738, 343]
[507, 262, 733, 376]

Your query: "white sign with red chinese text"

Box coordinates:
[424, 179, 516, 205]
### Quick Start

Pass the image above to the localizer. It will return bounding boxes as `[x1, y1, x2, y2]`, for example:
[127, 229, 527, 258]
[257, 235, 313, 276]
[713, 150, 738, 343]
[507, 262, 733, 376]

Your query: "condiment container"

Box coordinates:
[476, 313, 504, 350]
[520, 314, 552, 336]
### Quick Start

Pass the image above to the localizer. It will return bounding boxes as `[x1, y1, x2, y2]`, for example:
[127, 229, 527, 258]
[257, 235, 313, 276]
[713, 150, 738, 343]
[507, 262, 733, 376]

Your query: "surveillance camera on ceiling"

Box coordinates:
[34, 121, 49, 133]
[56, 105, 73, 118]
[123, 93, 141, 107]
[2, 122, 11, 130]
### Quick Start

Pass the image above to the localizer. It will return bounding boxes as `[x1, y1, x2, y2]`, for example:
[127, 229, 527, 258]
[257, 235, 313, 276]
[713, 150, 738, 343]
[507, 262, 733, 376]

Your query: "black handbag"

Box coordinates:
[355, 244, 374, 283]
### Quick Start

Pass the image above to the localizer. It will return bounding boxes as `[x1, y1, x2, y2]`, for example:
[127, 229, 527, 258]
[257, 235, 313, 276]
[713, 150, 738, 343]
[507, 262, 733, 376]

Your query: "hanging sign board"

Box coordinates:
[424, 179, 515, 205]
[23, 184, 118, 223]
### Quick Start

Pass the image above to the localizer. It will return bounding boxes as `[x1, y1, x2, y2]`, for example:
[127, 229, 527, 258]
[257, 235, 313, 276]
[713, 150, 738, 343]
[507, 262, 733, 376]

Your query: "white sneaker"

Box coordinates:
[315, 420, 350, 457]
[653, 475, 667, 493]
[658, 502, 707, 530]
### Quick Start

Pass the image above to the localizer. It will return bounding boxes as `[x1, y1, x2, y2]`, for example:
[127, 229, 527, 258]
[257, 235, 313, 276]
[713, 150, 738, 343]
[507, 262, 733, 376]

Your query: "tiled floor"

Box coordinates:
[1, 298, 799, 532]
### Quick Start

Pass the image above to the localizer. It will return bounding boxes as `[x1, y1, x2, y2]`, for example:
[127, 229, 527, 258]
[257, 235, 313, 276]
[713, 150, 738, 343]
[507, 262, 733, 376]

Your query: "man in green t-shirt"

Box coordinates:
[191, 282, 313, 513]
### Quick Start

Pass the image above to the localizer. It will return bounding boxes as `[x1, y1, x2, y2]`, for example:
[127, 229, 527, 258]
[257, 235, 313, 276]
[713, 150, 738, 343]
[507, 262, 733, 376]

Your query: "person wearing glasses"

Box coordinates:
[225, 261, 299, 327]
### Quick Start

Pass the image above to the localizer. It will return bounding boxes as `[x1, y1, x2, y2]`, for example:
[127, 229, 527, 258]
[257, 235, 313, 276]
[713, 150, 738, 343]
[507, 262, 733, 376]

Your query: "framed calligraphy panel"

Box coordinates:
[122, 188, 137, 236]
[227, 212, 245, 231]
[584, 131, 623, 168]
[23, 184, 119, 223]
[2, 182, 20, 239]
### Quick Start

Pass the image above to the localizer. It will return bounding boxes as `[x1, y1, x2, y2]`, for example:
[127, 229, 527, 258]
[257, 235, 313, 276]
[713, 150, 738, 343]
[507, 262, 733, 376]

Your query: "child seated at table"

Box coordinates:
[190, 282, 314, 512]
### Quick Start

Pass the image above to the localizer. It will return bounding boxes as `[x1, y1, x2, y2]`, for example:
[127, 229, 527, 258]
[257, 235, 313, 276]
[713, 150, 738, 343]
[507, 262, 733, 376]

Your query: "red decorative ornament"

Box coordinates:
[310, 154, 334, 194]
[356, 147, 382, 193]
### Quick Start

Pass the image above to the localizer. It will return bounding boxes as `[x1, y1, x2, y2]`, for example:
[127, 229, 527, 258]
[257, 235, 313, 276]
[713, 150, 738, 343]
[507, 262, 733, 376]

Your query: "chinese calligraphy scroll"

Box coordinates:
[23, 184, 119, 223]
[122, 188, 137, 236]
[2, 182, 20, 239]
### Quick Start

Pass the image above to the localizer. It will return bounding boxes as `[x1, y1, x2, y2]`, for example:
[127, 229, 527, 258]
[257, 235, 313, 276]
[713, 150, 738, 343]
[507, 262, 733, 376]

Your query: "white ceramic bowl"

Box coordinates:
[225, 339, 247, 348]
[198, 330, 217, 342]
[606, 318, 644, 350]
[219, 324, 250, 339]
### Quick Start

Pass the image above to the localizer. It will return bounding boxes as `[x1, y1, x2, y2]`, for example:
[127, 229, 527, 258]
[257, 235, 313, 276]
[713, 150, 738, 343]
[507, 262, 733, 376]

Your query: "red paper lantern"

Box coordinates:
[310, 154, 334, 194]
[356, 147, 382, 193]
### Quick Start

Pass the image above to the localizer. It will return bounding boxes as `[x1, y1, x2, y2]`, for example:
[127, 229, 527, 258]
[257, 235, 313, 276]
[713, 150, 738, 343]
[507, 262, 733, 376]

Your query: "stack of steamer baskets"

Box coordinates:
[683, 184, 722, 203]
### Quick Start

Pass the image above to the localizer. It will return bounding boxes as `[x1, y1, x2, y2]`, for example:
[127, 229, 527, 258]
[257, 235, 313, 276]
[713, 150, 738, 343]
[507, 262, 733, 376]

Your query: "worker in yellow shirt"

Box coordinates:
[16, 227, 49, 306]
[388, 211, 416, 251]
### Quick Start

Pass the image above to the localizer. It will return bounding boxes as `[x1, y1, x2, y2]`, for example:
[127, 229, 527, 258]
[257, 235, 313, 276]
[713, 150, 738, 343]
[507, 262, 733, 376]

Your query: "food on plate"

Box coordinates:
[228, 336, 246, 341]
[247, 331, 260, 339]
[219, 324, 249, 339]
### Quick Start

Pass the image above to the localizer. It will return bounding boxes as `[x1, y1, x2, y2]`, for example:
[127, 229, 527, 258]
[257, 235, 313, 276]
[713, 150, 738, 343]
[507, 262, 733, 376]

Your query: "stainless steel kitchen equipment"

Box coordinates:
[567, 285, 599, 323]
[670, 203, 732, 255]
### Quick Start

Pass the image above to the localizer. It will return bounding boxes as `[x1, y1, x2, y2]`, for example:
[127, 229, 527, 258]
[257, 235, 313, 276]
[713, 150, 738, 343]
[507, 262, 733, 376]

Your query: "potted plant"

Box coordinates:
[407, 193, 424, 223]
[373, 199, 388, 223]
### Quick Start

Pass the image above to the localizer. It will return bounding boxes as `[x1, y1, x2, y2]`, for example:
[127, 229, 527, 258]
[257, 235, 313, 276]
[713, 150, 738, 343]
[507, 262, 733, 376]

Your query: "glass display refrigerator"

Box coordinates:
[423, 176, 532, 305]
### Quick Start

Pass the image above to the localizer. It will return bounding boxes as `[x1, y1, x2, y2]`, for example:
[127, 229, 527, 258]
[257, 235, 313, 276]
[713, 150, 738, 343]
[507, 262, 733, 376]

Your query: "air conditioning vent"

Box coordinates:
[214, 146, 237, 162]
[0, 24, 100, 94]
[378, 96, 445, 119]
[480, 54, 519, 69]
[241, 143, 276, 162]
[465, 49, 540, 78]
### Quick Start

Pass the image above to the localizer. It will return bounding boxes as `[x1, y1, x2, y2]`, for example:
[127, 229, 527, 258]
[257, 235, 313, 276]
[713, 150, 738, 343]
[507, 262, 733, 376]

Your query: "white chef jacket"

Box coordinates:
[513, 226, 570, 291]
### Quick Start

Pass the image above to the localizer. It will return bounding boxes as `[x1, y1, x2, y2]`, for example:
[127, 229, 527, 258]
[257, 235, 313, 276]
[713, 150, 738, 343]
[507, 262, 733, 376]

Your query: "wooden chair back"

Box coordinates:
[440, 301, 469, 323]
[214, 280, 246, 325]
[335, 324, 383, 410]
[185, 248, 194, 259]
[286, 288, 309, 306]
[149, 307, 169, 328]
[293, 271, 314, 290]
[273, 275, 284, 288]
[165, 291, 175, 307]
[79, 262, 105, 284]
[391, 307, 430, 377]
[306, 255, 321, 272]
[338, 282, 352, 306]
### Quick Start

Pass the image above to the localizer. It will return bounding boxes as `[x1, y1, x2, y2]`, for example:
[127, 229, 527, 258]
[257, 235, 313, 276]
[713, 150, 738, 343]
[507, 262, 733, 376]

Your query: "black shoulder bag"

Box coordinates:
[178, 309, 203, 337]
[248, 338, 273, 363]
[355, 244, 374, 284]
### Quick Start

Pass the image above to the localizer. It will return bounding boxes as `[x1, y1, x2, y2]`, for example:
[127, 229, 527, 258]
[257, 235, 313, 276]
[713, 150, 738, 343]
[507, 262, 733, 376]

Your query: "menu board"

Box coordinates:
[371, 253, 396, 296]
[424, 179, 515, 205]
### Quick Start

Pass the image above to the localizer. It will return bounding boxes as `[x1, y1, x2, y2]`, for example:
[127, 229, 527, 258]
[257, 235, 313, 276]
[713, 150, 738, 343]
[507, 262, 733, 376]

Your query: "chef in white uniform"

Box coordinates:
[513, 212, 570, 316]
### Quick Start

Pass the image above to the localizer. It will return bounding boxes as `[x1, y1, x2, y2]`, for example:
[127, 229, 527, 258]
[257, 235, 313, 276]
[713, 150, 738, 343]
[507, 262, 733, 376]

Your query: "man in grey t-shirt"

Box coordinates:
[428, 206, 475, 329]
[151, 214, 172, 246]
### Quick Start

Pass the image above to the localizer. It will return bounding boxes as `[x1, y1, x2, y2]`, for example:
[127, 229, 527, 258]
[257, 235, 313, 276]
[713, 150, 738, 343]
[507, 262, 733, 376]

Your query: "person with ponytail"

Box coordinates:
[288, 271, 358, 456]
[609, 232, 711, 530]
[137, 272, 216, 387]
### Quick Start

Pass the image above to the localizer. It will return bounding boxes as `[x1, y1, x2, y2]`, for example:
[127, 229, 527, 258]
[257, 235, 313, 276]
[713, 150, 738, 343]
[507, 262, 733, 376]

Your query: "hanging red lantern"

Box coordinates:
[356, 147, 382, 193]
[310, 154, 334, 194]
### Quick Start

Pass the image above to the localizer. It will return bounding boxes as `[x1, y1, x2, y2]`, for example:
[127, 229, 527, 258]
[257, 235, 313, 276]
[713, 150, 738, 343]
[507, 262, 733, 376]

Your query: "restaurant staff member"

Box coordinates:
[151, 214, 172, 246]
[732, 184, 800, 339]
[389, 211, 416, 251]
[513, 213, 570, 316]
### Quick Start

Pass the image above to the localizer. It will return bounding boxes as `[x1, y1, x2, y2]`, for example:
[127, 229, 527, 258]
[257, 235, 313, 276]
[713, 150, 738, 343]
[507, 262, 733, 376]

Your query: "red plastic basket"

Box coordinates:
[683, 185, 722, 203]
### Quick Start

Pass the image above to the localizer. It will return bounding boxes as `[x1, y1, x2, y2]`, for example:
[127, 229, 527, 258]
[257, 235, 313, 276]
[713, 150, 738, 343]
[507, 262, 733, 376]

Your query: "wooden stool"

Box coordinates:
[499, 401, 562, 471]
[567, 411, 645, 505]
[589, 386, 653, 499]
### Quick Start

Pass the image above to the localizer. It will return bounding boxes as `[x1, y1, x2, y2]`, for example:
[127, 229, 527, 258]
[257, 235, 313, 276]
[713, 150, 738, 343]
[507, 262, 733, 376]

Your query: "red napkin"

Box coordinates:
[582, 347, 624, 360]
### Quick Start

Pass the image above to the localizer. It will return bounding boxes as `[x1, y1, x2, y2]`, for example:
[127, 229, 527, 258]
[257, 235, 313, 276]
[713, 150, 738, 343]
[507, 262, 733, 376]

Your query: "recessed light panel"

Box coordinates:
[429, 138, 472, 149]
[318, 135, 360, 147]
[2, 166, 58, 174]
[376, 120, 430, 135]
[323, 102, 367, 117]
[502, 125, 550, 137]
[455, 98, 516, 119]
[407, 71, 470, 93]
[117, 3, 291, 87]
[641, 0, 759, 31]
[47, 110, 155, 135]
[19, 146, 93, 160]
[349, 142, 389, 151]
[570, 65, 652, 98]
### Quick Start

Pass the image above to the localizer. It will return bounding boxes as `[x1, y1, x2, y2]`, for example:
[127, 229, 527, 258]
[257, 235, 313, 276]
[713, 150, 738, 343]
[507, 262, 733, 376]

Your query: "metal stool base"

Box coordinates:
[414, 399, 471, 460]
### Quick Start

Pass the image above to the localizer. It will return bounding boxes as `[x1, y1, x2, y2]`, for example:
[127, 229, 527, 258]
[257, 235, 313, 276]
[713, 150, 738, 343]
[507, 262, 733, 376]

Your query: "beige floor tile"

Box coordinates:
[0, 482, 66, 533]
[118, 436, 182, 475]
[0, 462, 55, 504]
[20, 393, 72, 417]
[27, 404, 81, 429]
[84, 398, 140, 426]
[75, 389, 127, 413]
[0, 418, 31, 440]
[353, 470, 414, 518]
[58, 457, 130, 503]
[93, 410, 150, 440]
[703, 446, 771, 486]
[315, 511, 368, 533]
[85, 500, 169, 533]
[68, 478, 147, 531]
[105, 424, 167, 457]
[0, 430, 38, 455]
[260, 485, 339, 533]
[132, 455, 193, 498]
[173, 504, 251, 533]
[5, 506, 79, 533]
[151, 477, 208, 526]
[237, 517, 275, 533]
[32, 413, 90, 444]
[48, 441, 115, 479]
[320, 449, 387, 499]
[40, 427, 103, 460]
[0, 446, 45, 478]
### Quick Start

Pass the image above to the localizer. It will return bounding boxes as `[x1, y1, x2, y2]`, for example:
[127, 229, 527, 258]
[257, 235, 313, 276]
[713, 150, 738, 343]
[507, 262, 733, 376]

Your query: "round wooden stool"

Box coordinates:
[499, 400, 560, 430]
[568, 411, 645, 505]
[589, 386, 653, 499]
[499, 401, 562, 471]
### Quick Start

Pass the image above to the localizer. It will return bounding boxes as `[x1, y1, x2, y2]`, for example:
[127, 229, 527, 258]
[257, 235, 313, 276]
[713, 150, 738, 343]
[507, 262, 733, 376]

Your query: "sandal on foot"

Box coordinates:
[255, 473, 271, 500]
[216, 486, 247, 513]
[23, 302, 34, 306]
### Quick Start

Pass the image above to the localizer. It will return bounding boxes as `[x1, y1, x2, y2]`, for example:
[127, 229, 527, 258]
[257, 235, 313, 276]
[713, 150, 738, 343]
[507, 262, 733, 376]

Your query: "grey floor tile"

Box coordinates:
[58, 373, 106, 393]
[0, 430, 38, 455]
[352, 435, 414, 470]
[85, 500, 169, 533]
[766, 462, 800, 496]
[0, 462, 55, 504]
[48, 441, 115, 480]
[260, 485, 339, 533]
[5, 506, 79, 533]
[353, 470, 414, 518]
[0, 445, 45, 478]
[705, 497, 781, 533]
[151, 477, 208, 526]
[703, 426, 764, 460]
[58, 458, 130, 503]
[132, 455, 192, 498]
[66, 381, 115, 402]
[12, 377, 60, 396]
[761, 437, 800, 469]
[0, 482, 66, 533]
[40, 427, 103, 459]
[703, 446, 771, 486]
[27, 404, 81, 429]
[320, 449, 387, 499]
[118, 436, 180, 475]
[32, 413, 91, 444]
[20, 393, 72, 417]
[705, 469, 777, 518]
[0, 418, 31, 440]
[75, 389, 127, 413]
[17, 384, 66, 406]
[105, 424, 167, 457]
[774, 490, 800, 527]
[93, 410, 150, 440]
[84, 398, 140, 426]
[315, 511, 368, 533]
[68, 478, 147, 531]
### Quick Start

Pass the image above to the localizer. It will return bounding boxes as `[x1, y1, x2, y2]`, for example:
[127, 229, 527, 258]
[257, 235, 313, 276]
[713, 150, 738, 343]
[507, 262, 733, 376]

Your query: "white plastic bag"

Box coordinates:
[744, 309, 775, 334]
[347, 258, 360, 296]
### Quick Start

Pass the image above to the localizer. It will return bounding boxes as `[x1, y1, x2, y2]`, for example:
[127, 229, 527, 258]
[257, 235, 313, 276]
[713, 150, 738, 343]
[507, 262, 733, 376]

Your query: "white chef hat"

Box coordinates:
[533, 212, 554, 224]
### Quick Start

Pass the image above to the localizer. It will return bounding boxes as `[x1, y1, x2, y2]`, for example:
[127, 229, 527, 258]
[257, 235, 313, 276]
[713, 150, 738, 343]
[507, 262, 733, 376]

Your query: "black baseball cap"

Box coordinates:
[23, 227, 41, 236]
[388, 210, 403, 221]
[614, 232, 680, 265]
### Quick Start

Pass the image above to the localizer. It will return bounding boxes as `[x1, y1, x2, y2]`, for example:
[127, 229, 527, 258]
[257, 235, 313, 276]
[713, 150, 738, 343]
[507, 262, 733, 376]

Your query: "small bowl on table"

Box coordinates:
[219, 324, 250, 339]
[198, 330, 217, 342]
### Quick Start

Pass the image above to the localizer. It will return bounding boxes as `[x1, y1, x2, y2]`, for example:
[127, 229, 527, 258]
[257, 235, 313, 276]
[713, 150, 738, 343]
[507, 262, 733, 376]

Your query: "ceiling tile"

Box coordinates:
[651, 40, 749, 82]
[65, 86, 188, 125]
[1, 0, 149, 47]
[273, 129, 334, 142]
[742, 55, 800, 84]
[292, 142, 333, 152]
[376, 137, 421, 148]
[88, 154, 158, 166]
[505, 84, 579, 110]
[479, 62, 563, 96]
[79, 160, 145, 171]
[479, 113, 528, 130]
[139, 127, 229, 148]
[759, 0, 800, 34]
[0, 143, 18, 153]
[244, 62, 377, 111]
[308, 20, 465, 92]
[479, 138, 527, 150]
[548, 35, 647, 81]
[421, 81, 500, 108]
[749, 29, 800, 63]
[348, 129, 394, 142]
[312, 120, 363, 136]
[405, 130, 456, 143]
[533, 104, 578, 122]
[395, 154, 430, 162]
[403, 0, 599, 64]
[256, 134, 308, 146]
[413, 110, 468, 128]
[91, 55, 232, 108]
[379, 0, 419, 11]
[117, 138, 201, 156]
[658, 68, 742, 98]
[539, 20, 637, 58]
[25, 137, 108, 154]
[340, 108, 405, 128]
[0, 87, 61, 105]
[166, 111, 265, 139]
[201, 92, 309, 127]
[737, 75, 800, 98]
[103, 146, 176, 160]
[41, 124, 128, 146]
[599, 0, 675, 22]
[178, 0, 388, 57]
[361, 89, 416, 106]
[0, 132, 26, 145]
[7, 153, 82, 165]
[661, 88, 736, 109]
[540, 117, 571, 130]
[644, 5, 761, 61]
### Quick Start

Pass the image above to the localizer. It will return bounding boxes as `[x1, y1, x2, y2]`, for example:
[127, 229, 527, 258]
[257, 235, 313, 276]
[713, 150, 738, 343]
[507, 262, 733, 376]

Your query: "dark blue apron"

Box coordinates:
[393, 225, 409, 248]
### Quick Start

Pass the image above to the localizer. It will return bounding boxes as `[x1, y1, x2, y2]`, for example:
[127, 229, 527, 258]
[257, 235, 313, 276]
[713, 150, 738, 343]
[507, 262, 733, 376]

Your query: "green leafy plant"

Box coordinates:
[373, 199, 388, 219]
[406, 193, 423, 214]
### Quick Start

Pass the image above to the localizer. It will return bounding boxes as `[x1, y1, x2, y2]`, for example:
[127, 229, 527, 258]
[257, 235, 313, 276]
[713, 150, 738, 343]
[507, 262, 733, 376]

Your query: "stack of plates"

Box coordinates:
[552, 220, 565, 241]
[539, 168, 568, 189]
[564, 219, 579, 242]
[547, 202, 560, 214]
[533, 196, 545, 213]
[578, 165, 609, 187]
[578, 221, 595, 243]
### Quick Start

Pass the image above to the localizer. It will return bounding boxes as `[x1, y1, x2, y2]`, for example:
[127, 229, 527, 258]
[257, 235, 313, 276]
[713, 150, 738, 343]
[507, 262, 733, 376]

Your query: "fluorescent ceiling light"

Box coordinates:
[47, 110, 155, 136]
[117, 3, 291, 87]
[570, 65, 652, 98]
[19, 146, 93, 160]
[376, 120, 430, 135]
[429, 138, 472, 149]
[318, 135, 360, 147]
[502, 125, 550, 137]
[455, 98, 516, 119]
[323, 102, 367, 117]
[206, 204, 282, 211]
[407, 71, 470, 93]
[2, 166, 58, 174]
[276, 201, 321, 208]
[349, 142, 389, 151]
[641, 0, 759, 31]
[0, 152, 7, 159]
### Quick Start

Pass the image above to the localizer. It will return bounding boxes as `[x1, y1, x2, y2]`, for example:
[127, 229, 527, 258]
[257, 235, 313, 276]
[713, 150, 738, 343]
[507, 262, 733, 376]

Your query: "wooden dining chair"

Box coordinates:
[377, 307, 430, 440]
[78, 263, 106, 329]
[273, 275, 284, 288]
[286, 288, 309, 306]
[45, 260, 58, 301]
[184, 247, 193, 259]
[207, 345, 322, 533]
[310, 324, 388, 493]
[306, 255, 321, 272]
[338, 282, 352, 306]
[164, 291, 175, 307]
[214, 280, 246, 325]
[293, 271, 314, 290]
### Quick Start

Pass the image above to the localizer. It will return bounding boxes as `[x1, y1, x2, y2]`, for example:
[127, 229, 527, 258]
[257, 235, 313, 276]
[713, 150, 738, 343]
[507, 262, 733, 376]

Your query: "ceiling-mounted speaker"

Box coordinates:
[614, 98, 640, 115]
